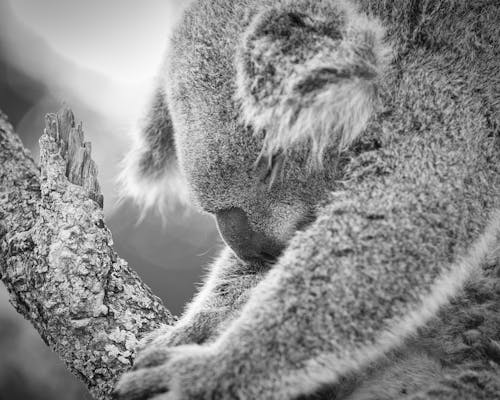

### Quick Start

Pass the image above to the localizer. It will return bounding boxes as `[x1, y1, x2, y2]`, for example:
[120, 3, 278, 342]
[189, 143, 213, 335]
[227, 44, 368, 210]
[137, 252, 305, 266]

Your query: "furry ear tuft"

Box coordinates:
[117, 85, 191, 219]
[236, 2, 392, 167]
[117, 138, 191, 220]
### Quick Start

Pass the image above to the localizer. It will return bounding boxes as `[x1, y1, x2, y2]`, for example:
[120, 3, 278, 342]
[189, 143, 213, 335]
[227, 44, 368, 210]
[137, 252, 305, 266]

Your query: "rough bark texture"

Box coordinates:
[0, 108, 176, 399]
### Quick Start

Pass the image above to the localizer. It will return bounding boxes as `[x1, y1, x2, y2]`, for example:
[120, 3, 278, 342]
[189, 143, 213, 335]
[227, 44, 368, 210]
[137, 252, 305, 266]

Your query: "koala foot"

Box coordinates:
[115, 344, 223, 400]
[134, 323, 199, 368]
[137, 325, 175, 351]
[115, 341, 292, 400]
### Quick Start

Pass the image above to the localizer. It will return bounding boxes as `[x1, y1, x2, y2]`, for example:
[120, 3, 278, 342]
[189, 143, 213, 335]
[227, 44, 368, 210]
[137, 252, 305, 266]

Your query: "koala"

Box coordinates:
[115, 0, 500, 399]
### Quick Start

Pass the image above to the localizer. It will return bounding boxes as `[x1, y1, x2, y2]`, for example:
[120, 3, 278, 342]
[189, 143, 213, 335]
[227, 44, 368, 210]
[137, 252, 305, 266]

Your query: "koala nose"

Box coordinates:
[215, 207, 284, 265]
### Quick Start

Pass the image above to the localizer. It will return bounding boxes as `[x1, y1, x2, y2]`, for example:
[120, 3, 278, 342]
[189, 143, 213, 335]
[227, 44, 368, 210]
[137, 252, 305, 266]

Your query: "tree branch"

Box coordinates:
[0, 107, 176, 399]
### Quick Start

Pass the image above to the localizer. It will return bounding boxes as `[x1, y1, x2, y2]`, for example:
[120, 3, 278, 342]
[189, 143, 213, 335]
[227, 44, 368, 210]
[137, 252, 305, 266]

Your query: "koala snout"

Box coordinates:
[215, 207, 284, 265]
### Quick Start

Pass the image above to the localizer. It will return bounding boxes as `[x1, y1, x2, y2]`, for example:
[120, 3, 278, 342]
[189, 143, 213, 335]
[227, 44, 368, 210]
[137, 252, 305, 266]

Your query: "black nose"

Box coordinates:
[215, 207, 284, 265]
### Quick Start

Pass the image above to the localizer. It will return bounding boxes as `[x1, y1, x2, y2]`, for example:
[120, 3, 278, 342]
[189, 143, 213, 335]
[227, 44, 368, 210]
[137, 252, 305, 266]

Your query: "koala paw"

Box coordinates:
[114, 344, 226, 400]
[137, 325, 175, 353]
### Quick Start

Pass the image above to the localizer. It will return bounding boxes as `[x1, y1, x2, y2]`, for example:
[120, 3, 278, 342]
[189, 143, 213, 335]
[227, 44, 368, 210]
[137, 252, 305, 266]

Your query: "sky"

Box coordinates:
[9, 0, 188, 84]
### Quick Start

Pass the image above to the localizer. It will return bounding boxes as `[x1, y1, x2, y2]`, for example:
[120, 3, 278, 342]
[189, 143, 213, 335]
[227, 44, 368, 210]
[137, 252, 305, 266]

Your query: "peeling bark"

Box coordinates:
[0, 108, 176, 399]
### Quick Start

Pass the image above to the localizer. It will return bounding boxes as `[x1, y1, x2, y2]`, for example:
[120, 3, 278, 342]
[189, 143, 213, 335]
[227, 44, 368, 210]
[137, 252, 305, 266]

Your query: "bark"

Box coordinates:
[0, 107, 176, 399]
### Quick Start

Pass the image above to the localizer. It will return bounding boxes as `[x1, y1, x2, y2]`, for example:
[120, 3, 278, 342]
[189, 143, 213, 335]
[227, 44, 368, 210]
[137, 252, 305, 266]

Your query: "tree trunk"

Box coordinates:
[0, 107, 176, 400]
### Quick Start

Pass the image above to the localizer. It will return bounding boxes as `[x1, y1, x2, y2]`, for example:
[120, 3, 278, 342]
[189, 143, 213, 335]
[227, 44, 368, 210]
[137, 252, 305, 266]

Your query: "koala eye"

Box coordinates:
[254, 153, 285, 187]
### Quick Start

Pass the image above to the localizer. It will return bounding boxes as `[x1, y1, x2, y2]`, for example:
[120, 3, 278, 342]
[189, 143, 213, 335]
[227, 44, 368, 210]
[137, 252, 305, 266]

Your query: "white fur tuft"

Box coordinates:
[116, 131, 192, 221]
[236, 2, 393, 167]
[240, 71, 377, 166]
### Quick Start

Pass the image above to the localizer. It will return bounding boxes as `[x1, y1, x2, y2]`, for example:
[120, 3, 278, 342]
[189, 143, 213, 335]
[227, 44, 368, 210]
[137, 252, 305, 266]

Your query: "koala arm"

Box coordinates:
[192, 199, 496, 397]
[116, 129, 499, 400]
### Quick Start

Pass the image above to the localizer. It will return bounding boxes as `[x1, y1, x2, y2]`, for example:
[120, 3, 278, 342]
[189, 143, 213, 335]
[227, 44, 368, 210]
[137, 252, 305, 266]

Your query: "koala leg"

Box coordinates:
[132, 247, 266, 368]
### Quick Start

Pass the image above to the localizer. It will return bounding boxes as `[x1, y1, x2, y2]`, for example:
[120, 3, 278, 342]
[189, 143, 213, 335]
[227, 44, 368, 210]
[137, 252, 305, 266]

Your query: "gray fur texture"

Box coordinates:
[116, 0, 500, 399]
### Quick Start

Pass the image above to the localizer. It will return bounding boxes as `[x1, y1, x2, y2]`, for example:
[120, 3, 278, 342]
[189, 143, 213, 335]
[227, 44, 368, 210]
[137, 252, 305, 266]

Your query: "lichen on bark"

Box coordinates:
[0, 108, 176, 399]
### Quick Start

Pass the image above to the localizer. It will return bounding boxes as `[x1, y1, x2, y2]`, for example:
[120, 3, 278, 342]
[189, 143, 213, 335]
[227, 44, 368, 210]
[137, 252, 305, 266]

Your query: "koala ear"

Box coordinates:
[236, 2, 392, 166]
[118, 83, 191, 217]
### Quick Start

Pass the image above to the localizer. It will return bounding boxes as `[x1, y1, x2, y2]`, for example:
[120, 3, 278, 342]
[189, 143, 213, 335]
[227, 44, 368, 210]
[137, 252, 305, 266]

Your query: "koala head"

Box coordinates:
[126, 0, 391, 266]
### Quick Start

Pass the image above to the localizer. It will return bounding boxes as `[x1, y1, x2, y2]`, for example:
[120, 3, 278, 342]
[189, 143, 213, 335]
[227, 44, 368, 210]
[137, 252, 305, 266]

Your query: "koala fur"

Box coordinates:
[115, 0, 500, 399]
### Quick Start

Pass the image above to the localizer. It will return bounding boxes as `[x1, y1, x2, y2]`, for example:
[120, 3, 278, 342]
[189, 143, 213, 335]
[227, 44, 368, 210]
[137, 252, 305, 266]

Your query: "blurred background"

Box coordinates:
[0, 0, 222, 398]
